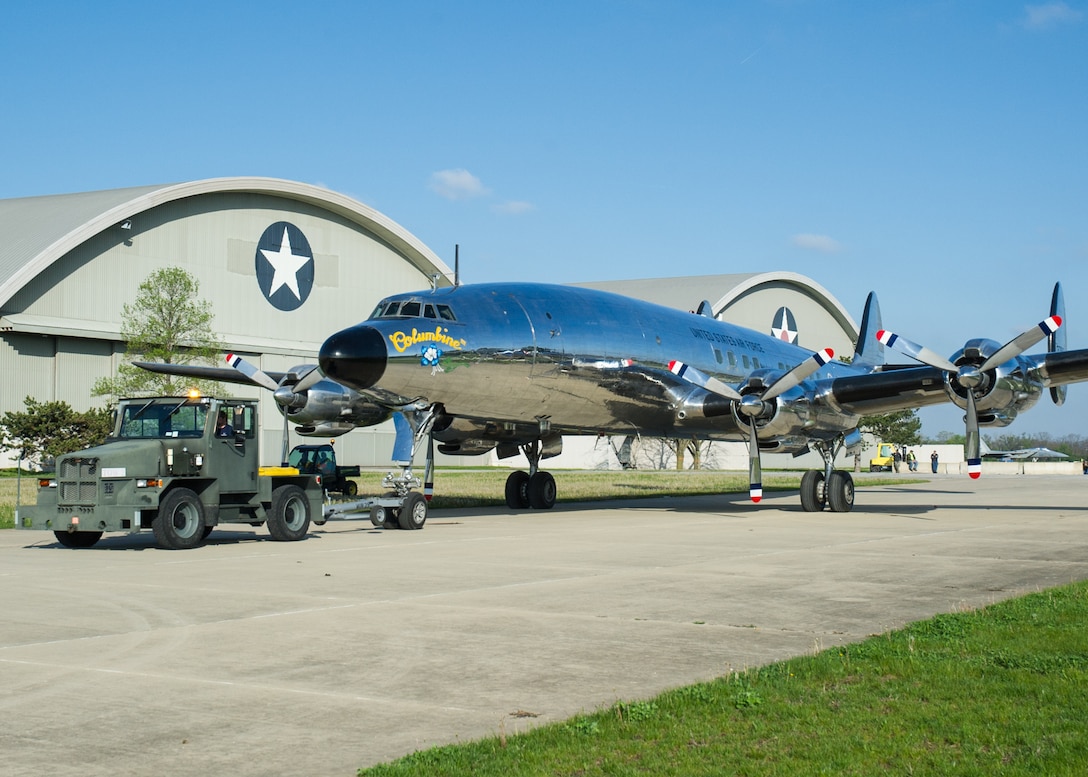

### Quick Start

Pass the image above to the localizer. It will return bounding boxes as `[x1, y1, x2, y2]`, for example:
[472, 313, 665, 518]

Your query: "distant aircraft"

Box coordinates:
[140, 280, 1088, 512]
[979, 438, 1069, 461]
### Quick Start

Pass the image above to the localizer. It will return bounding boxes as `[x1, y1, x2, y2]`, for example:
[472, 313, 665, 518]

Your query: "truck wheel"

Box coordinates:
[53, 530, 103, 548]
[397, 492, 427, 530]
[370, 505, 387, 527]
[268, 484, 311, 541]
[153, 488, 207, 550]
[344, 480, 359, 497]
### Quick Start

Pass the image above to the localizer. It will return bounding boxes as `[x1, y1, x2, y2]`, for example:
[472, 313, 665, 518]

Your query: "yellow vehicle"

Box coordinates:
[869, 442, 895, 472]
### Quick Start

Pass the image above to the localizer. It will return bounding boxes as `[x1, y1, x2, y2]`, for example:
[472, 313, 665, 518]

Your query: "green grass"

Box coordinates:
[359, 582, 1088, 776]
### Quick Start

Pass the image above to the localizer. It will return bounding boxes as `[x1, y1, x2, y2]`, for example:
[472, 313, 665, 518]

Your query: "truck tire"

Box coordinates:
[153, 488, 207, 550]
[268, 484, 311, 541]
[53, 530, 103, 548]
[397, 492, 427, 530]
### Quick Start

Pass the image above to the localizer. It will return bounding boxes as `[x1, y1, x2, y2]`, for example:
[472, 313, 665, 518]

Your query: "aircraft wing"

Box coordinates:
[132, 361, 292, 387]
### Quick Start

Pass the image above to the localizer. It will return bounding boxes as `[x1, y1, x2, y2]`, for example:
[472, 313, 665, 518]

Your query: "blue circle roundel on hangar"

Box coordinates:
[254, 221, 315, 311]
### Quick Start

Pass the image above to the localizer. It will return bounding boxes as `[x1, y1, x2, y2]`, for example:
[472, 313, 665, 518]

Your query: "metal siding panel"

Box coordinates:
[55, 339, 113, 409]
[0, 333, 55, 407]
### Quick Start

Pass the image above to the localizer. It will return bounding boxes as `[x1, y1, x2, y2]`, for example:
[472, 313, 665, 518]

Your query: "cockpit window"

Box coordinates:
[372, 298, 457, 321]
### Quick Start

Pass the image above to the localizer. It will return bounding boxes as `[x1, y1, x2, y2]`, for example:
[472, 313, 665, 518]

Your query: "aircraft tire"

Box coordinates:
[528, 471, 557, 510]
[267, 484, 311, 542]
[398, 492, 427, 530]
[827, 471, 855, 513]
[505, 471, 531, 509]
[153, 488, 207, 550]
[53, 530, 103, 548]
[799, 470, 826, 512]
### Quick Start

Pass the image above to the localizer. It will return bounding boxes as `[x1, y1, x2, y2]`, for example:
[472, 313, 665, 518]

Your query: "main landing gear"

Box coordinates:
[799, 439, 855, 513]
[505, 439, 557, 510]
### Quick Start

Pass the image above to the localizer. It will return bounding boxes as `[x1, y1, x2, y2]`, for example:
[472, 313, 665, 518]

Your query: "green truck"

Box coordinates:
[16, 395, 324, 550]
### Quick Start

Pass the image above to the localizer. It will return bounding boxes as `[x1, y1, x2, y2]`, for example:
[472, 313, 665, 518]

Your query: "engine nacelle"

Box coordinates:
[278, 376, 391, 430]
[944, 339, 1044, 424]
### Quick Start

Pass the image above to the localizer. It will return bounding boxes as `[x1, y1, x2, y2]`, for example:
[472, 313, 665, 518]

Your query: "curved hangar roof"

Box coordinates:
[0, 177, 453, 354]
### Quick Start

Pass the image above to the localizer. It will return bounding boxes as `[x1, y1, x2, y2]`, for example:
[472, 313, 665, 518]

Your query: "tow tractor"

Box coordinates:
[16, 395, 324, 549]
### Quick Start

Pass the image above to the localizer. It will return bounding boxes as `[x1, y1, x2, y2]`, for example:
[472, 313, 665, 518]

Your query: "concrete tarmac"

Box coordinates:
[2, 475, 1087, 776]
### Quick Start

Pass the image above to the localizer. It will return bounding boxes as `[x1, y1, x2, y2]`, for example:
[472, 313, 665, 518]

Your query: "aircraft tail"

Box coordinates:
[851, 292, 884, 370]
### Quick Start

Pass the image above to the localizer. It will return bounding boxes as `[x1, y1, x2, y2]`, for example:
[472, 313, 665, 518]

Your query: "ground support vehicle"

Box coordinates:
[318, 467, 429, 530]
[16, 395, 324, 550]
[287, 443, 361, 495]
[869, 442, 895, 472]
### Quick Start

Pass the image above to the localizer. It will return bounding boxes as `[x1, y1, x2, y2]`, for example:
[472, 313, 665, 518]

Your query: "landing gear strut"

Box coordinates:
[800, 438, 854, 513]
[505, 439, 557, 510]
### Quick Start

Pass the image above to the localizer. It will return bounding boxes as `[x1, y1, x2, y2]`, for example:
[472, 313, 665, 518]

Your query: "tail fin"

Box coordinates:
[852, 292, 884, 370]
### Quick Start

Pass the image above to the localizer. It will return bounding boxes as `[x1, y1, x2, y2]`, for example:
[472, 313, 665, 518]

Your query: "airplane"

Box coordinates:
[139, 280, 1088, 513]
[978, 438, 1069, 461]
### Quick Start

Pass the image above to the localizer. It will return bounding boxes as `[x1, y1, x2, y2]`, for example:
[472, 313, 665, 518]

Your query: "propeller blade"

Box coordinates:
[226, 353, 279, 392]
[292, 366, 324, 394]
[965, 390, 982, 479]
[762, 348, 835, 401]
[667, 360, 742, 400]
[979, 316, 1062, 372]
[875, 330, 957, 372]
[747, 420, 762, 503]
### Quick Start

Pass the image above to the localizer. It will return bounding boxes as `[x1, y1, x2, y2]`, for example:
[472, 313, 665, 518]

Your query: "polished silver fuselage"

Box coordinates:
[354, 283, 864, 449]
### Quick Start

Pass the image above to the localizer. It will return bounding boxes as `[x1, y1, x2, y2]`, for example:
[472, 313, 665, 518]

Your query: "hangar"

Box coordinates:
[0, 178, 859, 470]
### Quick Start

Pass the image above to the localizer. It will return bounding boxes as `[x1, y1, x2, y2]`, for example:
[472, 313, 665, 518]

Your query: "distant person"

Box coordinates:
[892, 447, 902, 473]
[931, 450, 939, 474]
[907, 449, 917, 472]
[215, 411, 233, 437]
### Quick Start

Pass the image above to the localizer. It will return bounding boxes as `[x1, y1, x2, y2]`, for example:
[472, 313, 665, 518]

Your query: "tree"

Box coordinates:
[859, 409, 922, 445]
[92, 267, 226, 399]
[0, 397, 112, 469]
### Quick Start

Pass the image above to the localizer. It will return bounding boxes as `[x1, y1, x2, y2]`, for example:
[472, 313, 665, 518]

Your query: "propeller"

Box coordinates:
[670, 348, 834, 502]
[876, 316, 1061, 479]
[226, 353, 323, 464]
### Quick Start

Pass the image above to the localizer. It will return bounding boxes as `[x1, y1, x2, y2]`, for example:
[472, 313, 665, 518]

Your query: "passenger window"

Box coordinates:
[727, 351, 736, 367]
[714, 348, 723, 364]
[753, 358, 761, 369]
[742, 354, 750, 369]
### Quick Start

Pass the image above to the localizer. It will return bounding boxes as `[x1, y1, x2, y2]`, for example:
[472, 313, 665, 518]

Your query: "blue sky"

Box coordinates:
[2, 1, 1086, 437]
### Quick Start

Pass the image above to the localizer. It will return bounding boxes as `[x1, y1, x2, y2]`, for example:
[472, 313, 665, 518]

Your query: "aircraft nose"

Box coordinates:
[319, 324, 387, 391]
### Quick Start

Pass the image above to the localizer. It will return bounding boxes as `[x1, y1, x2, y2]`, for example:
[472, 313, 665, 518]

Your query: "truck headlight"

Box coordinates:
[38, 478, 56, 488]
[136, 478, 163, 488]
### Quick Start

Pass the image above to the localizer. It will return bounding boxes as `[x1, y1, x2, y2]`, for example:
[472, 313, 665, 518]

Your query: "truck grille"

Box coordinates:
[58, 457, 99, 505]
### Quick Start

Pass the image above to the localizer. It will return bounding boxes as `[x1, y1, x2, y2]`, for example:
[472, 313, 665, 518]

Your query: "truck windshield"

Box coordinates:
[117, 400, 209, 439]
